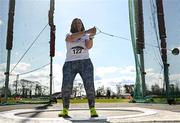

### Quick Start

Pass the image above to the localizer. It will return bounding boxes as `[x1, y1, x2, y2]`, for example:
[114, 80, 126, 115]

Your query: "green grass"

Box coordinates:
[96, 98, 130, 103]
[57, 98, 130, 104]
[152, 97, 180, 103]
[140, 97, 180, 104]
[17, 98, 49, 104]
[2, 97, 180, 105]
[0, 97, 49, 105]
[0, 98, 19, 105]
[1, 98, 130, 105]
[151, 98, 167, 103]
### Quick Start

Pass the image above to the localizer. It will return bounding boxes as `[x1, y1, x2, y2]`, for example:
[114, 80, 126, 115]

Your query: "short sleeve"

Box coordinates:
[66, 33, 71, 38]
[65, 33, 71, 41]
[83, 34, 90, 41]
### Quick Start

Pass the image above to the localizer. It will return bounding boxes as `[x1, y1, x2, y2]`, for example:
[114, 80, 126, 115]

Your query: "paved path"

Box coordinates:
[1, 103, 180, 112]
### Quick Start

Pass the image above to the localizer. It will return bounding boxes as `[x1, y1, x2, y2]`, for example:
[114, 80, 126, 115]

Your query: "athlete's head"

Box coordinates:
[70, 18, 85, 33]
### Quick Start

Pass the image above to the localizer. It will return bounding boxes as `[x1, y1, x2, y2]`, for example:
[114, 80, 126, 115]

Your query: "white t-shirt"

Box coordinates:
[65, 33, 90, 62]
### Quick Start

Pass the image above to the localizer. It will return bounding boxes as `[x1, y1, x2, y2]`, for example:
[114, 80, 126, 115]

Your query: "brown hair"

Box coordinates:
[70, 18, 85, 33]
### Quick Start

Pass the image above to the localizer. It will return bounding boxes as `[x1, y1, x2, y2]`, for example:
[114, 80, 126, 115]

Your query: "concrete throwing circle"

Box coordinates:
[0, 107, 157, 123]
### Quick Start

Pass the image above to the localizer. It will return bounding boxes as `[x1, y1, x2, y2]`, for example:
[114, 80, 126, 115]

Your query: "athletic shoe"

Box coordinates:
[90, 107, 99, 118]
[58, 108, 71, 118]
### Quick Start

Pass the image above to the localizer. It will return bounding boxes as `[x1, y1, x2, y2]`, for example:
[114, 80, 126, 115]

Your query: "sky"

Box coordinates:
[0, 0, 180, 94]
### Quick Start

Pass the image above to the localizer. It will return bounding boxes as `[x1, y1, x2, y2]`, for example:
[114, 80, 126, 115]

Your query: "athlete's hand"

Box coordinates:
[85, 27, 96, 36]
[90, 27, 96, 36]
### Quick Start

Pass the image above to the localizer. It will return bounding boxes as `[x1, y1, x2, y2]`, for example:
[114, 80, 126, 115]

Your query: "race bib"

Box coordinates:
[71, 46, 85, 54]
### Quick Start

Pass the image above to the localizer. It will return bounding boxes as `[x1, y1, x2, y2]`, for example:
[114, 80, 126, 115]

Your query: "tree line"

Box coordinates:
[1, 79, 180, 99]
[0, 79, 49, 98]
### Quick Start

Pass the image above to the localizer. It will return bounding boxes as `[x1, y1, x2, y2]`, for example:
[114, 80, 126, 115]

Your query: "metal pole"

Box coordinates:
[135, 0, 146, 98]
[48, 0, 55, 100]
[140, 49, 146, 97]
[156, 0, 170, 100]
[4, 50, 11, 102]
[4, 0, 16, 102]
[50, 57, 53, 97]
[164, 63, 169, 99]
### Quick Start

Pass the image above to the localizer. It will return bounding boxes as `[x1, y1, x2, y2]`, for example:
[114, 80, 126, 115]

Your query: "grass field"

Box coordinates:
[57, 98, 130, 104]
[0, 98, 130, 105]
[1, 97, 180, 105]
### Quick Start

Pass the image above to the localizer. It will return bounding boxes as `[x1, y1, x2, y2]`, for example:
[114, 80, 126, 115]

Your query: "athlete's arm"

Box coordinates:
[66, 27, 96, 42]
[85, 39, 93, 49]
[66, 31, 84, 42]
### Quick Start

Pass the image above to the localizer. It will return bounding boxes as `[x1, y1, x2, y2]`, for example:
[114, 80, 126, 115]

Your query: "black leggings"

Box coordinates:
[61, 58, 95, 109]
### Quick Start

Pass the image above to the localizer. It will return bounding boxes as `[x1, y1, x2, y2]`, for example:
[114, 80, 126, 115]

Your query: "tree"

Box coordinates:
[174, 83, 180, 96]
[41, 85, 49, 96]
[77, 83, 84, 97]
[106, 87, 111, 99]
[72, 85, 78, 98]
[12, 79, 21, 96]
[169, 84, 175, 96]
[116, 83, 122, 97]
[151, 84, 161, 95]
[0, 86, 11, 97]
[35, 83, 42, 97]
[19, 79, 35, 98]
[96, 86, 106, 97]
[20, 79, 26, 97]
[72, 81, 85, 98]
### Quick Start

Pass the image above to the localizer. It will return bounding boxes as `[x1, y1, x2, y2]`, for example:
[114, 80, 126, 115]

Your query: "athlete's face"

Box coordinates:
[75, 19, 83, 31]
